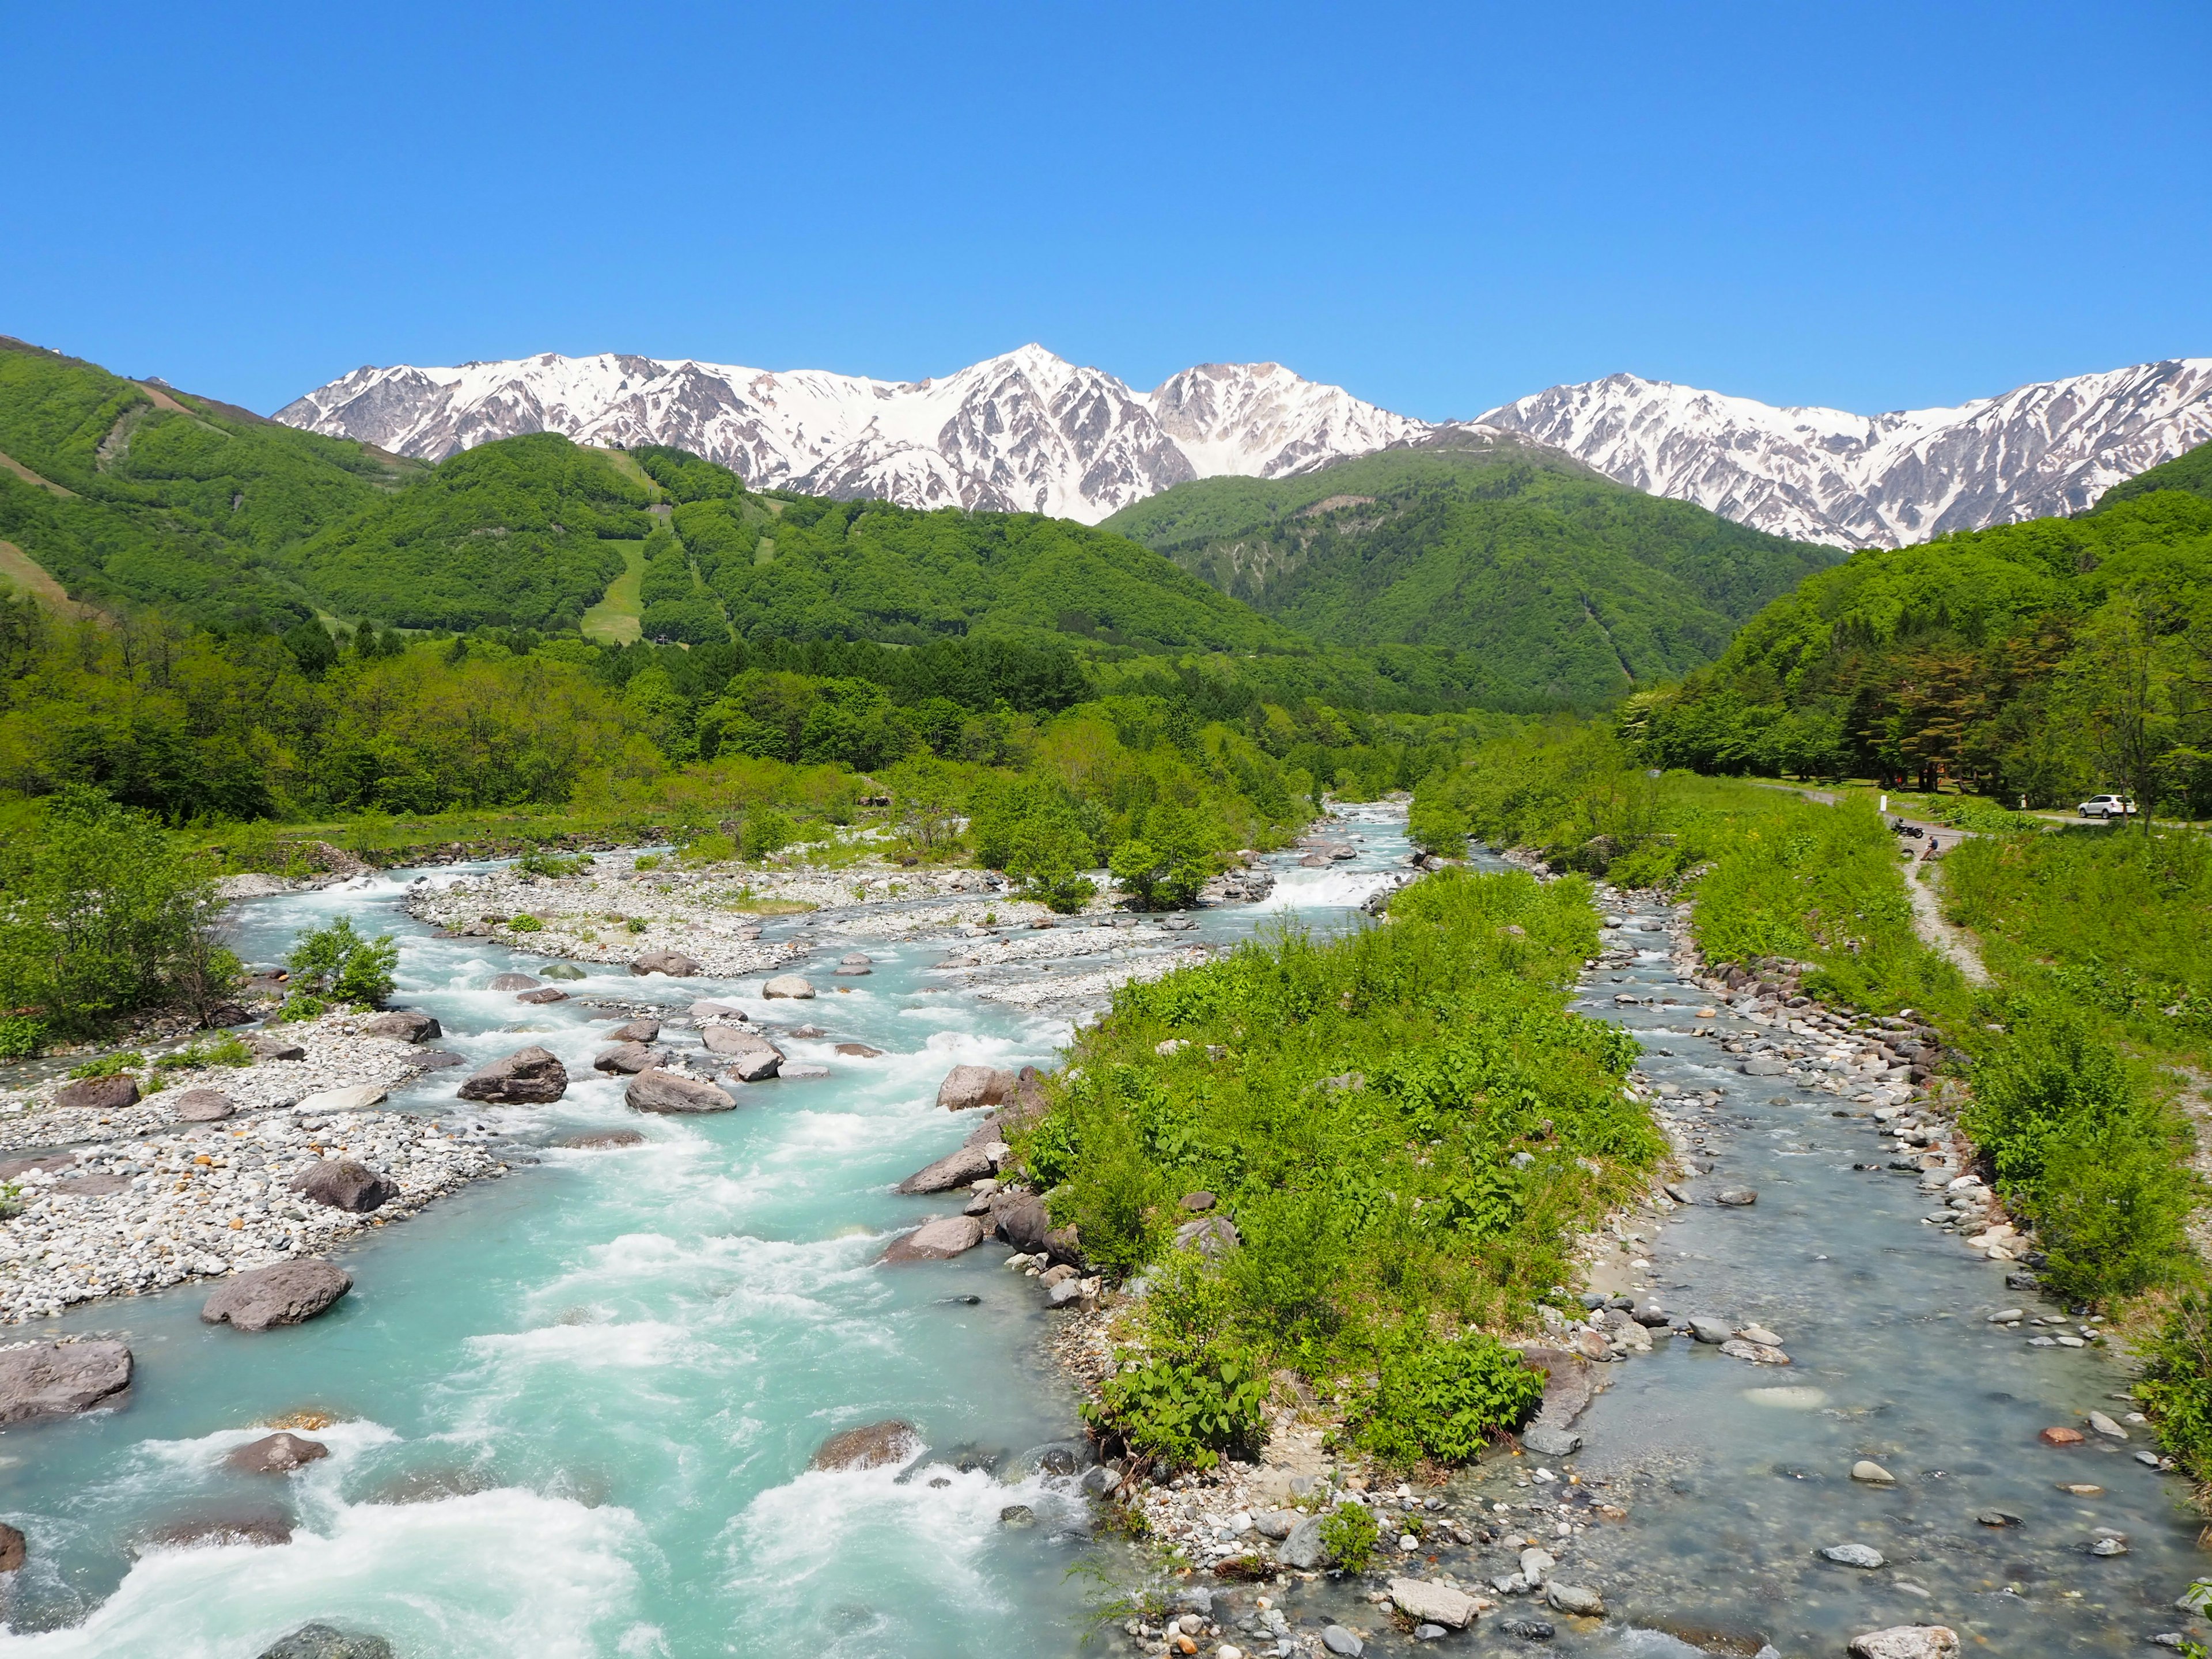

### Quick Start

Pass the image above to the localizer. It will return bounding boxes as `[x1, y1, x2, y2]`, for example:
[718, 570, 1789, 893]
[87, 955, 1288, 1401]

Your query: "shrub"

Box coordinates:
[1081, 1349, 1267, 1471]
[1345, 1330, 1547, 1466]
[285, 916, 399, 1007]
[0, 1017, 44, 1062]
[1318, 1502, 1380, 1573]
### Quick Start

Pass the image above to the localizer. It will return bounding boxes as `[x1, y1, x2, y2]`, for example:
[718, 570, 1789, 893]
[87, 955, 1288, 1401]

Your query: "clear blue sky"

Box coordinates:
[8, 1, 2207, 421]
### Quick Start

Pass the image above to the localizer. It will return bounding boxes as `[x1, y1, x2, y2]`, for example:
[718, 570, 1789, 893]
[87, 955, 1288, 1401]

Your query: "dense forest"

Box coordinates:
[1103, 442, 1844, 707]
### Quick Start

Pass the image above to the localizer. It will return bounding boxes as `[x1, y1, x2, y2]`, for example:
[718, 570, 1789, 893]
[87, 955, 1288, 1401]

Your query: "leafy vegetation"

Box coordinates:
[1104, 446, 1843, 708]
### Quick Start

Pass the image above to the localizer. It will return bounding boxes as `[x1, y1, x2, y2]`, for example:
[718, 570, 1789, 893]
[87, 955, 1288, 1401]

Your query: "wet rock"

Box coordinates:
[810, 1420, 919, 1471]
[228, 1431, 329, 1474]
[1846, 1628, 1958, 1659]
[0, 1340, 131, 1423]
[703, 1024, 785, 1081]
[1546, 1584, 1604, 1616]
[1850, 1460, 1895, 1484]
[54, 1074, 139, 1113]
[1522, 1425, 1581, 1457]
[456, 1046, 568, 1104]
[609, 1018, 662, 1043]
[255, 1624, 395, 1659]
[2040, 1426, 2085, 1446]
[761, 974, 815, 999]
[1823, 1543, 1885, 1568]
[1390, 1578, 1480, 1628]
[358, 1011, 441, 1043]
[1321, 1626, 1363, 1656]
[558, 1128, 645, 1149]
[2086, 1410, 2129, 1441]
[937, 1063, 1017, 1109]
[626, 1069, 736, 1114]
[296, 1083, 388, 1115]
[592, 1041, 661, 1074]
[290, 1159, 397, 1214]
[1279, 1514, 1326, 1569]
[631, 951, 700, 976]
[487, 973, 539, 991]
[1715, 1187, 1758, 1206]
[897, 1143, 995, 1195]
[881, 1215, 986, 1263]
[172, 1087, 237, 1122]
[201, 1260, 353, 1331]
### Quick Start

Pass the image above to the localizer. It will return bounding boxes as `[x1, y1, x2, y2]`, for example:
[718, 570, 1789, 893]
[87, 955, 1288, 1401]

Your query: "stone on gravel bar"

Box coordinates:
[294, 1083, 388, 1115]
[1823, 1543, 1885, 1568]
[631, 952, 700, 976]
[201, 1260, 353, 1331]
[290, 1160, 397, 1214]
[936, 1064, 1017, 1110]
[592, 1041, 660, 1074]
[1389, 1578, 1481, 1628]
[810, 1419, 919, 1471]
[625, 1069, 735, 1114]
[879, 1215, 986, 1263]
[171, 1088, 237, 1122]
[760, 974, 815, 999]
[456, 1046, 567, 1104]
[1850, 1460, 1895, 1484]
[702, 1024, 785, 1081]
[0, 1340, 132, 1422]
[1846, 1628, 1959, 1659]
[357, 1011, 441, 1043]
[1522, 1424, 1581, 1457]
[54, 1074, 139, 1113]
[228, 1431, 329, 1474]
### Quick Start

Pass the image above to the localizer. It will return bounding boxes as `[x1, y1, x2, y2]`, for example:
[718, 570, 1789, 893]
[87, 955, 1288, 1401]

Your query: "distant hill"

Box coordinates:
[1103, 442, 1844, 706]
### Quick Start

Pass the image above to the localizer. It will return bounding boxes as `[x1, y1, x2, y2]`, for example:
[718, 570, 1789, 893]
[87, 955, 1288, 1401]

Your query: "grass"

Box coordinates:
[581, 539, 649, 646]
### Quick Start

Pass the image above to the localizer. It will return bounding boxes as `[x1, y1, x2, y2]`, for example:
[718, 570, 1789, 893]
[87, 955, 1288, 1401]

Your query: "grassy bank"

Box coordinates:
[1010, 867, 1658, 1471]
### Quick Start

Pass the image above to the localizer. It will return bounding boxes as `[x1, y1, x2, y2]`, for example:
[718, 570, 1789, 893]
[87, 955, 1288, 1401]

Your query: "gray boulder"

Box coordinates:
[937, 1064, 1017, 1110]
[228, 1431, 329, 1474]
[172, 1088, 237, 1122]
[897, 1143, 995, 1195]
[357, 1010, 441, 1043]
[54, 1074, 139, 1113]
[255, 1626, 395, 1659]
[202, 1260, 352, 1331]
[290, 1160, 397, 1214]
[880, 1215, 986, 1263]
[0, 1340, 132, 1423]
[703, 1024, 785, 1081]
[456, 1046, 568, 1103]
[631, 951, 701, 977]
[626, 1069, 735, 1114]
[592, 1041, 661, 1074]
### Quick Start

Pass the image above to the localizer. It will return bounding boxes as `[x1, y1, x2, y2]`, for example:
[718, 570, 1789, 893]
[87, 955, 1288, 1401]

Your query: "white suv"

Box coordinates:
[2077, 793, 2134, 819]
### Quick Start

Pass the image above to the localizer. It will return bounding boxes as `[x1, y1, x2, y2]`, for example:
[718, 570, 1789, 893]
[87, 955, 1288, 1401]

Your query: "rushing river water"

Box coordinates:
[1, 809, 2202, 1657]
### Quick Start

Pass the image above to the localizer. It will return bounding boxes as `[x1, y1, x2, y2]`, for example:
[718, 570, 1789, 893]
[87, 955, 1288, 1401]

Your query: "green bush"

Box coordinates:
[1317, 1502, 1380, 1573]
[1345, 1330, 1547, 1466]
[1081, 1349, 1267, 1472]
[284, 916, 399, 1007]
[0, 1016, 44, 1061]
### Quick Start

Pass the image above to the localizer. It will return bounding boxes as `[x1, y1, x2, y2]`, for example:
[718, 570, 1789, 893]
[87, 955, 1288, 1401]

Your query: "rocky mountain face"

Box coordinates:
[276, 346, 1422, 525]
[278, 348, 2212, 544]
[1477, 359, 2212, 548]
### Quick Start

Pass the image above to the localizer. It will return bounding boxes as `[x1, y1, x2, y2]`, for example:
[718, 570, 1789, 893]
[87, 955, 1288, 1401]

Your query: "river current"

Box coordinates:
[0, 812, 2202, 1656]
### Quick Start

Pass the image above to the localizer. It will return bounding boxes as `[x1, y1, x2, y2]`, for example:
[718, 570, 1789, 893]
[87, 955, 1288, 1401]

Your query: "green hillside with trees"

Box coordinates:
[1103, 443, 1845, 707]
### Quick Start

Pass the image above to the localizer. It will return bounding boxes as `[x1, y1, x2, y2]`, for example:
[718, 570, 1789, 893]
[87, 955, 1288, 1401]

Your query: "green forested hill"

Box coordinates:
[1102, 445, 1845, 706]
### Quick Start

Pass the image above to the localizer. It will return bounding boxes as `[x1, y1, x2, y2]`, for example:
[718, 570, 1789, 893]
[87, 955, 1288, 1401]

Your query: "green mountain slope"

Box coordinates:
[1103, 441, 1845, 706]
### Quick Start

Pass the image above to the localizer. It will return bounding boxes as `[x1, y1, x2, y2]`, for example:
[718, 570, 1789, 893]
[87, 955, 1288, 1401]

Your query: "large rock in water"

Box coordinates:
[1847, 1630, 1960, 1659]
[810, 1419, 920, 1472]
[762, 974, 815, 999]
[201, 1260, 353, 1331]
[456, 1046, 568, 1103]
[879, 1215, 986, 1263]
[0, 1340, 132, 1423]
[289, 1160, 396, 1214]
[937, 1064, 1017, 1110]
[53, 1074, 139, 1113]
[703, 1024, 785, 1081]
[256, 1625, 396, 1659]
[631, 951, 700, 976]
[897, 1143, 995, 1195]
[227, 1431, 329, 1474]
[626, 1069, 736, 1114]
[357, 1010, 441, 1043]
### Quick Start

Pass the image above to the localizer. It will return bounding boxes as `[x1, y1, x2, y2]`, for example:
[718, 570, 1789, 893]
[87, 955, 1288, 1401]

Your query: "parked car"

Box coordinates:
[2077, 793, 2135, 819]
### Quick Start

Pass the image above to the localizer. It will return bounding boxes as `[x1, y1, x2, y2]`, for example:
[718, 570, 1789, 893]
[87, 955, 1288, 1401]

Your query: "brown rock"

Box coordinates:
[0, 1340, 132, 1423]
[935, 1063, 1017, 1111]
[810, 1419, 919, 1472]
[289, 1160, 397, 1214]
[558, 1128, 646, 1149]
[357, 1010, 442, 1043]
[879, 1214, 986, 1263]
[592, 1041, 661, 1074]
[626, 1069, 736, 1114]
[632, 951, 701, 976]
[456, 1046, 568, 1103]
[227, 1431, 329, 1474]
[171, 1088, 237, 1122]
[201, 1260, 353, 1331]
[53, 1074, 139, 1113]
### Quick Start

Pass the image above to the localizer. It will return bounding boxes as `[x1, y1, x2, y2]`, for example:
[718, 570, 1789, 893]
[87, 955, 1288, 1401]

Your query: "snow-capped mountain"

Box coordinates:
[277, 347, 2212, 544]
[275, 346, 1423, 524]
[1478, 359, 2212, 548]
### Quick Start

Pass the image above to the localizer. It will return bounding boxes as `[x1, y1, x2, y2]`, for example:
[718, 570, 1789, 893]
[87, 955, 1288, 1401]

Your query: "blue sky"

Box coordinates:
[7, 1, 2207, 420]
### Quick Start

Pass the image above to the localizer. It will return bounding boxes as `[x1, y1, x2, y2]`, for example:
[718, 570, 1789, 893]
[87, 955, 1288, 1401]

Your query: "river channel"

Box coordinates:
[0, 810, 2203, 1656]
